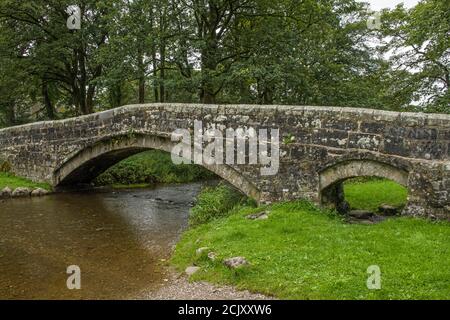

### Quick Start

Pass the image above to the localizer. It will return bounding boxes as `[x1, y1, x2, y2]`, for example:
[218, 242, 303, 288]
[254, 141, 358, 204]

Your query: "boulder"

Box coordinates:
[31, 188, 49, 197]
[348, 210, 374, 220]
[12, 187, 31, 197]
[224, 256, 248, 269]
[0, 186, 12, 198]
[356, 219, 375, 225]
[347, 217, 373, 224]
[371, 215, 388, 223]
[185, 266, 200, 276]
[378, 204, 398, 216]
[246, 211, 269, 220]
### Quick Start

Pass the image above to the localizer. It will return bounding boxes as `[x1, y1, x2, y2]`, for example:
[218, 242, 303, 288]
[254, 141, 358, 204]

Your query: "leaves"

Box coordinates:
[0, 0, 448, 127]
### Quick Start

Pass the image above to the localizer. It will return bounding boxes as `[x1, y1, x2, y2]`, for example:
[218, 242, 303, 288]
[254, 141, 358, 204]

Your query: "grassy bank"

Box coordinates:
[344, 179, 408, 212]
[94, 150, 215, 187]
[172, 181, 449, 300]
[0, 173, 52, 191]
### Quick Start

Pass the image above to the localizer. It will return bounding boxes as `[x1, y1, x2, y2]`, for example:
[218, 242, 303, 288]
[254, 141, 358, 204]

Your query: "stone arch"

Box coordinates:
[53, 133, 261, 201]
[319, 159, 409, 191]
[318, 159, 409, 211]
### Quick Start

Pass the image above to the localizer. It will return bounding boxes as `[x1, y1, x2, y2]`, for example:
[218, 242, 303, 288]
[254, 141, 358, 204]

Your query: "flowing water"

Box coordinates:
[0, 182, 206, 299]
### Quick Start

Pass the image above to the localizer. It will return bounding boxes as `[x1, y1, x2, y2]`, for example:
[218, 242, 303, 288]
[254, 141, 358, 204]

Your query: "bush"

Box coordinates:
[94, 150, 216, 186]
[189, 183, 254, 227]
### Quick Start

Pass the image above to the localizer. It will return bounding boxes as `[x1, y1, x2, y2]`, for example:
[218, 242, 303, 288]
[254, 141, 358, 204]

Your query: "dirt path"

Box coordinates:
[134, 270, 273, 300]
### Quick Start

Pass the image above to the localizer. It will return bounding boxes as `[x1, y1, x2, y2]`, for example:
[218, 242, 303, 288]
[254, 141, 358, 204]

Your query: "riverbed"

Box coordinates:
[0, 182, 205, 299]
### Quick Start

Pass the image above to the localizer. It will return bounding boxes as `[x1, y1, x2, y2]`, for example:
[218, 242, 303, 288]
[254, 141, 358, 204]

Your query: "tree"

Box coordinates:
[0, 0, 112, 115]
[1, 0, 447, 126]
[381, 0, 450, 113]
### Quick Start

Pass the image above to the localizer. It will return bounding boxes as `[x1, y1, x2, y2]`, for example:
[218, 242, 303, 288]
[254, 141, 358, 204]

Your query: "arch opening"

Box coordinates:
[53, 134, 261, 202]
[319, 160, 409, 215]
[56, 147, 148, 187]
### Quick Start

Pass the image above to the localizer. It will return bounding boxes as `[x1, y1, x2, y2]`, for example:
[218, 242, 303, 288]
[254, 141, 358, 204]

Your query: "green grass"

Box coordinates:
[172, 202, 450, 299]
[189, 183, 254, 227]
[0, 172, 52, 191]
[344, 179, 408, 212]
[171, 182, 449, 300]
[94, 150, 216, 186]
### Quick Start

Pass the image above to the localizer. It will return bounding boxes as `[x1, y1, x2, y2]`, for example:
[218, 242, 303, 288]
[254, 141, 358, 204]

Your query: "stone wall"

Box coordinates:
[0, 103, 449, 218]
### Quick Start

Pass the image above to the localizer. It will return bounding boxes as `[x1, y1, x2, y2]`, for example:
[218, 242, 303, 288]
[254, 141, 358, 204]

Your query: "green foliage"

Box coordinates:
[172, 199, 450, 299]
[380, 0, 450, 113]
[189, 183, 253, 227]
[282, 134, 295, 145]
[94, 150, 215, 186]
[1, 0, 447, 124]
[0, 172, 52, 191]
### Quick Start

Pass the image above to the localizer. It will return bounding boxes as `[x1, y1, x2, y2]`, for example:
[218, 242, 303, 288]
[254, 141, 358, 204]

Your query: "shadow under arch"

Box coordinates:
[318, 159, 409, 212]
[53, 133, 261, 202]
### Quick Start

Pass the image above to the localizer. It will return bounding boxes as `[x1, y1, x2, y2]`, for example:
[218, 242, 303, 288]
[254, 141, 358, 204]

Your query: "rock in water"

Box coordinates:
[348, 210, 374, 219]
[31, 188, 49, 197]
[12, 187, 31, 197]
[378, 204, 398, 216]
[0, 186, 12, 198]
[224, 257, 248, 269]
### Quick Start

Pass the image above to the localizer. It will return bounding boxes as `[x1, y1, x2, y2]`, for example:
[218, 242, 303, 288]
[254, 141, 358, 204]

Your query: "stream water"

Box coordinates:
[0, 182, 206, 299]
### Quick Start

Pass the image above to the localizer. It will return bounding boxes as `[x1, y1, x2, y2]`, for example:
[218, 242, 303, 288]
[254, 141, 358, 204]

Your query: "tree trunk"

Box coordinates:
[200, 88, 216, 104]
[263, 84, 274, 105]
[200, 46, 218, 104]
[137, 45, 145, 104]
[152, 50, 159, 102]
[109, 82, 122, 108]
[86, 84, 95, 113]
[77, 47, 89, 114]
[199, 14, 219, 105]
[159, 40, 166, 103]
[5, 103, 16, 126]
[42, 80, 56, 119]
[138, 75, 145, 104]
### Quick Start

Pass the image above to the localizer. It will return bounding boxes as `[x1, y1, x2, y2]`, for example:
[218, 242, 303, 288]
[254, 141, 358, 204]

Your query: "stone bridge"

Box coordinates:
[0, 103, 449, 219]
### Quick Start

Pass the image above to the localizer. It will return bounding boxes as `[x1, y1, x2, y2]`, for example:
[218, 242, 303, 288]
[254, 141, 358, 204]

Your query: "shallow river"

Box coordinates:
[0, 182, 206, 299]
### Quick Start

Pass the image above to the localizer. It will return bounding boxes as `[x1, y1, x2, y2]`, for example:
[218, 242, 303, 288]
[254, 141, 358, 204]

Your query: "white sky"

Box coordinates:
[362, 0, 420, 10]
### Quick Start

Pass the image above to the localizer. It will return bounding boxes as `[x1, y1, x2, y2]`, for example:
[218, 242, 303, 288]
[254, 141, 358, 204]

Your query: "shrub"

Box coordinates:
[94, 150, 216, 186]
[189, 183, 254, 227]
[0, 160, 11, 173]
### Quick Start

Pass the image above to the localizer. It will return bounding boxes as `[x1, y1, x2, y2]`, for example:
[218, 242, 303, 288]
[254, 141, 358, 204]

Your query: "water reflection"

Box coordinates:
[0, 182, 204, 299]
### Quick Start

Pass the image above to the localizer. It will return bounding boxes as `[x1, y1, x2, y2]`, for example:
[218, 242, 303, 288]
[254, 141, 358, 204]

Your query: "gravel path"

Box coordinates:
[135, 270, 273, 300]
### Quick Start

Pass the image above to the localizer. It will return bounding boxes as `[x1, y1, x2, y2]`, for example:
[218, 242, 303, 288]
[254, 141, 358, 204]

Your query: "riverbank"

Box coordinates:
[0, 172, 52, 198]
[136, 268, 272, 300]
[0, 172, 51, 191]
[171, 182, 450, 300]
